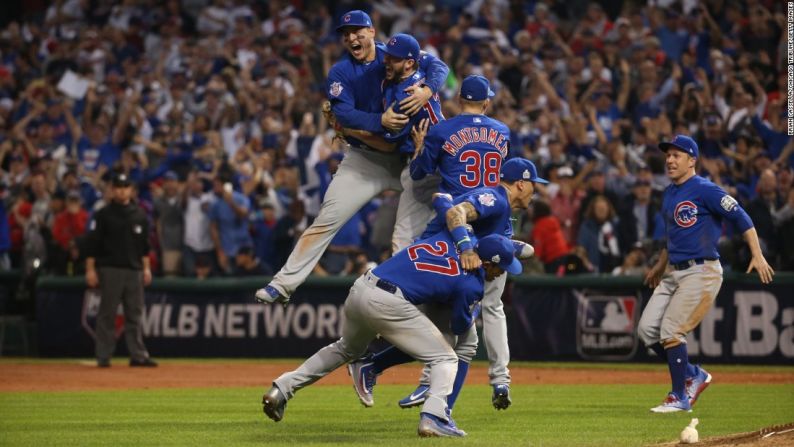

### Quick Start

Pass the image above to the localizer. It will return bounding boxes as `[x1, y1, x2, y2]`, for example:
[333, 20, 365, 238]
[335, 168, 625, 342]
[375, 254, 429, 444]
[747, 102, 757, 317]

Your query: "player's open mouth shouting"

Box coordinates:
[341, 28, 372, 61]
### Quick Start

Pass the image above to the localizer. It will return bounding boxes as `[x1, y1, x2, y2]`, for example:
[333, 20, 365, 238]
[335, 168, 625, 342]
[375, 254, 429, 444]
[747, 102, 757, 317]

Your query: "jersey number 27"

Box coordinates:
[407, 241, 460, 276]
[459, 151, 502, 188]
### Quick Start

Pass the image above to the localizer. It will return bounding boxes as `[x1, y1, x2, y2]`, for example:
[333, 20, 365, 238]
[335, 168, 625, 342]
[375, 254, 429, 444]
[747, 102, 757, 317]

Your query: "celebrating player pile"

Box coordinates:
[255, 8, 541, 438]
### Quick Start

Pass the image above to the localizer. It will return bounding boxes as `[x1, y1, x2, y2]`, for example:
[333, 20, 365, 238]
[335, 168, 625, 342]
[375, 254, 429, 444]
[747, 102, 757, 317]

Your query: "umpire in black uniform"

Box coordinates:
[85, 172, 157, 368]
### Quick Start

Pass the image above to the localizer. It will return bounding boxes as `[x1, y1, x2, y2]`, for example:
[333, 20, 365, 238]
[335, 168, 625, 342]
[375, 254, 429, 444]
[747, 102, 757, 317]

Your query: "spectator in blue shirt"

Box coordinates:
[209, 177, 252, 275]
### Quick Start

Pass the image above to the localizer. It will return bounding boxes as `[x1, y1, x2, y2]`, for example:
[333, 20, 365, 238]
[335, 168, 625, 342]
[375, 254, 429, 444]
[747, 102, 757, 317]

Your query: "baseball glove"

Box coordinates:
[322, 101, 345, 143]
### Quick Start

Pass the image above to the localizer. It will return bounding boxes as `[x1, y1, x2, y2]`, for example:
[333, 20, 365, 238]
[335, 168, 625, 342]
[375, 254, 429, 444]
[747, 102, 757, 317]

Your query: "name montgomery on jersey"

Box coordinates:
[441, 126, 510, 157]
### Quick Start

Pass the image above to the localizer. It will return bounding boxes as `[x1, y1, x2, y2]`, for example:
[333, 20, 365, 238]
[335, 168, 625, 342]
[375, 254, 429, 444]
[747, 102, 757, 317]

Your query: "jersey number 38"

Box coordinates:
[459, 151, 502, 188]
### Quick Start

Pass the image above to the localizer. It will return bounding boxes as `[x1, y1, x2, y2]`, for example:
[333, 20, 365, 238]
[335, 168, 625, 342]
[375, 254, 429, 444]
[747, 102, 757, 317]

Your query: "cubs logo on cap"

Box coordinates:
[659, 134, 699, 158]
[336, 10, 372, 31]
[383, 33, 420, 61]
[500, 158, 549, 184]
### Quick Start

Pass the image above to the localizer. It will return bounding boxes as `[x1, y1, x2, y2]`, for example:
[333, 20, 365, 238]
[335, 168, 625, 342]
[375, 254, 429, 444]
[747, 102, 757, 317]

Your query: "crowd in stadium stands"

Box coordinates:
[0, 0, 791, 280]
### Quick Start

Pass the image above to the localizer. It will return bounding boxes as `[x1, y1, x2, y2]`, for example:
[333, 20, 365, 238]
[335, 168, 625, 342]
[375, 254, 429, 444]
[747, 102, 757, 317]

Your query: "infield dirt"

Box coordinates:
[1, 361, 791, 392]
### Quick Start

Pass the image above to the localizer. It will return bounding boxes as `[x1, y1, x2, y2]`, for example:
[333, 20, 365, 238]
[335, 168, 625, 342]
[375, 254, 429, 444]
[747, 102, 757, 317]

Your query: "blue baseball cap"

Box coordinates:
[384, 33, 420, 61]
[659, 134, 699, 158]
[500, 158, 549, 184]
[459, 75, 495, 101]
[336, 10, 373, 31]
[476, 234, 523, 275]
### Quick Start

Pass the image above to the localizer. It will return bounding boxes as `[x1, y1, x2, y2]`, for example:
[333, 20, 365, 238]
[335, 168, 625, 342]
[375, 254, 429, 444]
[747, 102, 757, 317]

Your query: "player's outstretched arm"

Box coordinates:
[742, 227, 775, 284]
[446, 202, 482, 271]
[643, 248, 668, 289]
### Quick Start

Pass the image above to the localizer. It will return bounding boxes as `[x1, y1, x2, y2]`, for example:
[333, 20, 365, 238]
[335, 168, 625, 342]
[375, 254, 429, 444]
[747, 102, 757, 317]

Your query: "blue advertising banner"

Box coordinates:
[34, 274, 794, 363]
[36, 278, 349, 357]
[507, 279, 794, 364]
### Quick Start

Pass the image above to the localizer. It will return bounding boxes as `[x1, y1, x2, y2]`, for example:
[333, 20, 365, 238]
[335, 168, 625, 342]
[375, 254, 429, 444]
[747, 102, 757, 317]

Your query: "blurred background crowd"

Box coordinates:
[0, 0, 791, 280]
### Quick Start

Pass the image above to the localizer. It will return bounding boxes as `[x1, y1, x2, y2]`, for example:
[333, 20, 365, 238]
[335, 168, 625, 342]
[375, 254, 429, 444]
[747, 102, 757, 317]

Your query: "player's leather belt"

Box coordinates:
[671, 258, 717, 271]
[365, 270, 400, 294]
[349, 142, 379, 153]
[375, 278, 399, 294]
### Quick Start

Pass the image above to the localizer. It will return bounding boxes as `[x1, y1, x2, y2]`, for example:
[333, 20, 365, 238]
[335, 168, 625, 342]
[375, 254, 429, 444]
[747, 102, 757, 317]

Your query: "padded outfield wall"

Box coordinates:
[31, 273, 794, 364]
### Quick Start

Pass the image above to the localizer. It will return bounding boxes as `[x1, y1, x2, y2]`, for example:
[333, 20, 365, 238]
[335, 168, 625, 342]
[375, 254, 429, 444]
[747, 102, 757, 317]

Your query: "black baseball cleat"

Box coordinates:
[97, 359, 111, 368]
[129, 357, 158, 367]
[263, 386, 287, 422]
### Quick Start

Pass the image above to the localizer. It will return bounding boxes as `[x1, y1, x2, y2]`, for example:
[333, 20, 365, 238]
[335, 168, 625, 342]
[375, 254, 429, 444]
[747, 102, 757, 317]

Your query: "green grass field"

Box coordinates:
[1, 381, 793, 446]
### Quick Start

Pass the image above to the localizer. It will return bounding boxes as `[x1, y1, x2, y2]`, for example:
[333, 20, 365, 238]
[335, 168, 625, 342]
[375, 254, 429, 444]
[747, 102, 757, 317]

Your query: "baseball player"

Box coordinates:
[260, 232, 522, 438]
[639, 135, 774, 413]
[256, 11, 448, 304]
[410, 75, 510, 198]
[348, 158, 545, 413]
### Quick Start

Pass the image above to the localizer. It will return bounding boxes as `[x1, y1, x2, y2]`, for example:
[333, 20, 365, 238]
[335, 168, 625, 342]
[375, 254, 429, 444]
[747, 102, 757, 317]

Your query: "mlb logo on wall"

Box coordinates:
[575, 291, 639, 360]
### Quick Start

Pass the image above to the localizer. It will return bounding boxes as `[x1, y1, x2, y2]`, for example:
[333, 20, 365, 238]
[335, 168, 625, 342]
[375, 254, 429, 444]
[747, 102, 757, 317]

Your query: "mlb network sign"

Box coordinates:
[71, 290, 350, 357]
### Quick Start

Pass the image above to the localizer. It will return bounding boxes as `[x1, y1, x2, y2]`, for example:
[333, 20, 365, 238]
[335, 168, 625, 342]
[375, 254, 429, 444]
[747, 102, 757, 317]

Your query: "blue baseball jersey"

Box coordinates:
[662, 175, 753, 264]
[421, 185, 513, 240]
[326, 45, 448, 148]
[373, 230, 485, 335]
[382, 69, 444, 154]
[410, 114, 509, 196]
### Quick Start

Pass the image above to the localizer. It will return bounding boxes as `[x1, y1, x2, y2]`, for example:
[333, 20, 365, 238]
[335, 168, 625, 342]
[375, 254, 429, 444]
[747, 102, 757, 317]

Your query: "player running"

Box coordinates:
[260, 233, 522, 438]
[639, 134, 774, 413]
[256, 11, 448, 305]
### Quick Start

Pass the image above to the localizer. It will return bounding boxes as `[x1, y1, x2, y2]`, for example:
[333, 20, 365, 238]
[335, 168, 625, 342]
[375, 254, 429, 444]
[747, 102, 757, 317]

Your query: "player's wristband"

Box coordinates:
[450, 225, 473, 252]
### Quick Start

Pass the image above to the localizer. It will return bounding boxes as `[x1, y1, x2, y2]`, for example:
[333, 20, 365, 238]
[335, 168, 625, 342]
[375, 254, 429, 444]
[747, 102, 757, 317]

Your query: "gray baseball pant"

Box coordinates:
[418, 273, 510, 386]
[391, 167, 440, 254]
[273, 272, 457, 420]
[638, 260, 723, 348]
[270, 146, 404, 297]
[95, 266, 150, 362]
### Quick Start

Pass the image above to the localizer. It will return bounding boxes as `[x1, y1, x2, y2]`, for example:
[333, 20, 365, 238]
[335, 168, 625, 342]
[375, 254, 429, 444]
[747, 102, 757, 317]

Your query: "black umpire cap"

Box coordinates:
[111, 172, 132, 187]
